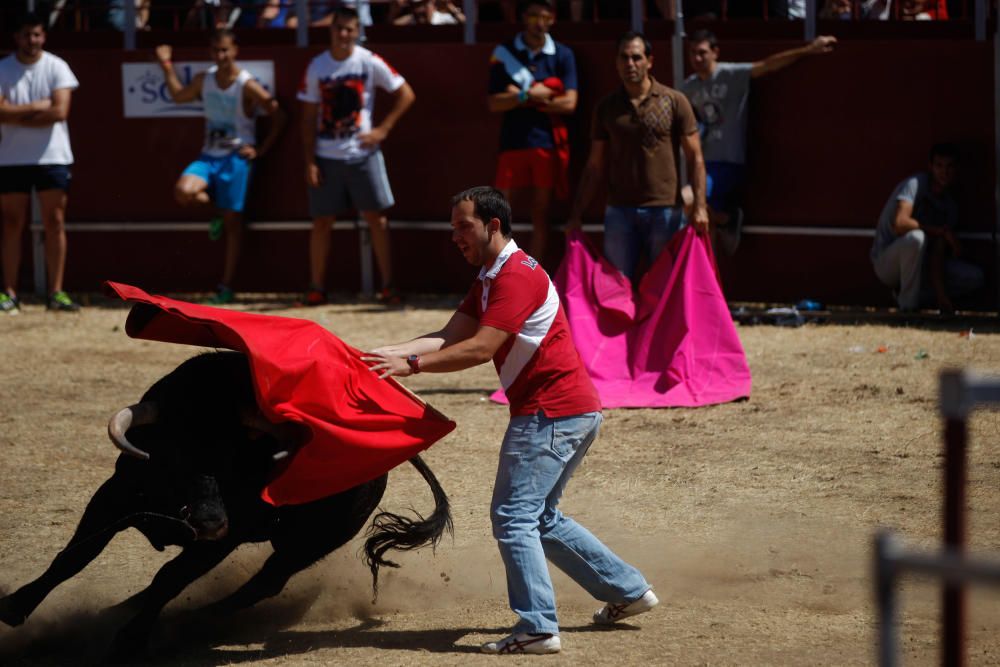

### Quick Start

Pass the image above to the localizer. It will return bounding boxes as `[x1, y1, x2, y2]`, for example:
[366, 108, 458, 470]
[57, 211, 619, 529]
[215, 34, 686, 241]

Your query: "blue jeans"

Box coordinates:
[491, 412, 650, 635]
[603, 206, 686, 281]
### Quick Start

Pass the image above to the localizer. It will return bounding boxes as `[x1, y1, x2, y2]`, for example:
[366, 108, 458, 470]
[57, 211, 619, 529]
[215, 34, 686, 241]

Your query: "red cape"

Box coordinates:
[105, 282, 456, 506]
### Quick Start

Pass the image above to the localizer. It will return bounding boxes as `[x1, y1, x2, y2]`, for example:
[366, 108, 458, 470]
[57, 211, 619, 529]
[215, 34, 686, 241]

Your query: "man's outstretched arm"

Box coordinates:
[751, 36, 837, 78]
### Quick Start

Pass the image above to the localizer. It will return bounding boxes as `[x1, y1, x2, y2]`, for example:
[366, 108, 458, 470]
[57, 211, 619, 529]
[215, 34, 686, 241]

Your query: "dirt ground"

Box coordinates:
[1, 295, 999, 666]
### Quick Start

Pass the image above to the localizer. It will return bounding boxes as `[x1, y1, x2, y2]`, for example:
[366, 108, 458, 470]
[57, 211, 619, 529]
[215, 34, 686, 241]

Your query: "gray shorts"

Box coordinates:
[307, 150, 395, 217]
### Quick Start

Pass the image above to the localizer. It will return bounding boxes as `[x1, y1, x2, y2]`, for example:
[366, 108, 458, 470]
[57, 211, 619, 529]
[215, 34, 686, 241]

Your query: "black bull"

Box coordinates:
[0, 352, 451, 658]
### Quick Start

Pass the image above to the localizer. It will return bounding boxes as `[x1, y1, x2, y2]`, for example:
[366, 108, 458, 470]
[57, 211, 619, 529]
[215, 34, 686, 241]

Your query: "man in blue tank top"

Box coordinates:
[155, 29, 286, 303]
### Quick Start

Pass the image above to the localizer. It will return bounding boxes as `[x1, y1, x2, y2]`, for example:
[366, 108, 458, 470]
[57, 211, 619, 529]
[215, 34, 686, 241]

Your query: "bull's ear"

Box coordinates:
[240, 409, 309, 455]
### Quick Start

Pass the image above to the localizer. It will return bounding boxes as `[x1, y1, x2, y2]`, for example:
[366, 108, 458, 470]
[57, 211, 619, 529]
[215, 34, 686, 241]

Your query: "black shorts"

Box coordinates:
[0, 164, 72, 194]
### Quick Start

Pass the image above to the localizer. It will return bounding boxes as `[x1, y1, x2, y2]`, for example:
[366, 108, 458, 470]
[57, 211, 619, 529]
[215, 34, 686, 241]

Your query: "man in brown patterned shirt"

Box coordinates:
[567, 32, 707, 282]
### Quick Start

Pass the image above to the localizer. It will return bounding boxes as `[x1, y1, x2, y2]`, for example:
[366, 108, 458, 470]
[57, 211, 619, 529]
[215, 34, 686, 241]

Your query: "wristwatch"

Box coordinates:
[406, 354, 421, 374]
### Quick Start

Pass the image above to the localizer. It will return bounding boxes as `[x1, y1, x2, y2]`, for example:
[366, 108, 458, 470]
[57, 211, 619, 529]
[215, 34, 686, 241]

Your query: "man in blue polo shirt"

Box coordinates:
[487, 0, 577, 266]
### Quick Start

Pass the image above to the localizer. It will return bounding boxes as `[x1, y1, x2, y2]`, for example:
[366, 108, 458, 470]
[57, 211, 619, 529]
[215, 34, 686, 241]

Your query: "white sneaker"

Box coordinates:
[593, 589, 659, 625]
[480, 632, 561, 655]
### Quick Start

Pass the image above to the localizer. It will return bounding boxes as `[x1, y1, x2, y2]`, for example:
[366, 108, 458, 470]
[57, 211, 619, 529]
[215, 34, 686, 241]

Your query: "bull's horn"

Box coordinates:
[107, 402, 159, 460]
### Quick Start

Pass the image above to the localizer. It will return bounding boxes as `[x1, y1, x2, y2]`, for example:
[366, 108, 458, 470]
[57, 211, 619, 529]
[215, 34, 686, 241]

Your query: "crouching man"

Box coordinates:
[871, 143, 983, 313]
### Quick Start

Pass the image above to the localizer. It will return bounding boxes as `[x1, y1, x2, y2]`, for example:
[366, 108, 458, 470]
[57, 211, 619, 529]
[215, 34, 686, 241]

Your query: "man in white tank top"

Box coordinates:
[155, 29, 286, 304]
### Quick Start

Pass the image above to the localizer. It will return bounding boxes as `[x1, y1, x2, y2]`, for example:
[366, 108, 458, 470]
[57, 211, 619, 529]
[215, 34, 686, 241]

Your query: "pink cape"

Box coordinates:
[492, 227, 751, 408]
[105, 282, 456, 506]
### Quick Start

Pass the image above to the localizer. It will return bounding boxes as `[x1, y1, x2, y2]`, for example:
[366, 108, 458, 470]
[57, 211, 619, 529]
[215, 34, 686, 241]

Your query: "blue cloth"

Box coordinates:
[182, 152, 252, 213]
[491, 411, 649, 635]
[705, 161, 746, 211]
[488, 33, 577, 152]
[603, 205, 687, 281]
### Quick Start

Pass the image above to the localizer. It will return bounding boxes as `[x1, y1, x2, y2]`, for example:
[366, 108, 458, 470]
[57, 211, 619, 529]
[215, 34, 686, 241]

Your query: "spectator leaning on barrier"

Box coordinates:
[870, 143, 982, 314]
[0, 12, 80, 314]
[488, 0, 578, 266]
[566, 32, 708, 284]
[362, 186, 659, 656]
[155, 29, 286, 305]
[298, 5, 415, 306]
[678, 29, 836, 256]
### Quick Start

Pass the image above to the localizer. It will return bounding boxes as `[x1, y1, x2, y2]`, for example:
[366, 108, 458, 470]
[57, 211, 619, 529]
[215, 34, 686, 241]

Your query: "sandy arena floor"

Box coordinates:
[1, 295, 998, 666]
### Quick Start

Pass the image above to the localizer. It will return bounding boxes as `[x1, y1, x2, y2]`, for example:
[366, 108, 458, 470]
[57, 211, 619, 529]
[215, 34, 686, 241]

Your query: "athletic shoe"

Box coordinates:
[304, 287, 327, 307]
[204, 285, 234, 305]
[593, 589, 659, 625]
[0, 293, 20, 315]
[718, 207, 744, 256]
[376, 286, 402, 306]
[47, 291, 80, 312]
[480, 633, 561, 655]
[208, 216, 224, 241]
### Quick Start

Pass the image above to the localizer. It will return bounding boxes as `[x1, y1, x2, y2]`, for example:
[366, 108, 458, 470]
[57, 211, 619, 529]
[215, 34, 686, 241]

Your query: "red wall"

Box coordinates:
[4, 28, 996, 304]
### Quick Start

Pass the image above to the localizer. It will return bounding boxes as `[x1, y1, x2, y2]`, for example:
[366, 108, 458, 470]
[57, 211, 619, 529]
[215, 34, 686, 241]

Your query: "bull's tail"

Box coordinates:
[362, 454, 452, 599]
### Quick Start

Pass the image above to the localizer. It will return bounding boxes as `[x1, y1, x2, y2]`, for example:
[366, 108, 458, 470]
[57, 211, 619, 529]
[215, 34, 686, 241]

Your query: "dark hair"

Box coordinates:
[331, 5, 360, 23]
[519, 0, 555, 16]
[688, 28, 718, 49]
[211, 27, 236, 43]
[929, 143, 959, 162]
[14, 11, 45, 33]
[617, 31, 652, 57]
[451, 186, 512, 238]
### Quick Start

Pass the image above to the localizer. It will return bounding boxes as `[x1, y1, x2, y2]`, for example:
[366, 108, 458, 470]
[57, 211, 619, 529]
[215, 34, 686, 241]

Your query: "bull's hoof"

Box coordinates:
[0, 595, 26, 627]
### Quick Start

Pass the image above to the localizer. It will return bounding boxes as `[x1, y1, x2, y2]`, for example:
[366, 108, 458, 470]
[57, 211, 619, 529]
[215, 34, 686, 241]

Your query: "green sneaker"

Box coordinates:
[208, 216, 224, 241]
[47, 290, 80, 312]
[0, 293, 20, 315]
[204, 285, 234, 305]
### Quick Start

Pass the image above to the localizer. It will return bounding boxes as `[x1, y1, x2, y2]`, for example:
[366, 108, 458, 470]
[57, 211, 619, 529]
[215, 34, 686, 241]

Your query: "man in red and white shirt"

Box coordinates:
[364, 186, 657, 655]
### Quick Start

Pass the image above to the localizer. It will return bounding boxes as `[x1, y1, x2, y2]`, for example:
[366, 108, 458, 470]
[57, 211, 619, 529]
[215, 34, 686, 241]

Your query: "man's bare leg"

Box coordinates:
[361, 209, 393, 292]
[528, 187, 552, 263]
[0, 193, 29, 297]
[309, 216, 336, 291]
[220, 210, 243, 288]
[37, 189, 69, 294]
[174, 175, 211, 207]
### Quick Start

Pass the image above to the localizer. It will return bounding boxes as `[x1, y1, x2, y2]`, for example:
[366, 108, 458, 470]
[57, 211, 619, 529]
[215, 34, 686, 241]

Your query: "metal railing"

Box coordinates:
[874, 369, 1000, 667]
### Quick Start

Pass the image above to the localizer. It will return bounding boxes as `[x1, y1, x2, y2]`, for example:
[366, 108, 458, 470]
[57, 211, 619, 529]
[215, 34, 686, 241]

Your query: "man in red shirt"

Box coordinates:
[363, 186, 657, 655]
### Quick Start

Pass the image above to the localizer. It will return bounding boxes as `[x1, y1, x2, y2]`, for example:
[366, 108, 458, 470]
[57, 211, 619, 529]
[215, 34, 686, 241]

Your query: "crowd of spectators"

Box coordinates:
[2, 0, 979, 33]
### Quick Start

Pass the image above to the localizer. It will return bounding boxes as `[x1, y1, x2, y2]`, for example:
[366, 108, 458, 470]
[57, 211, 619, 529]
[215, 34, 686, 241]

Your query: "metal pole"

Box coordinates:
[358, 0, 368, 42]
[463, 0, 476, 45]
[296, 0, 308, 48]
[975, 0, 986, 41]
[943, 415, 967, 667]
[804, 0, 816, 41]
[630, 0, 643, 32]
[124, 0, 136, 50]
[995, 12, 1000, 308]
[875, 532, 900, 667]
[358, 224, 374, 296]
[672, 0, 685, 88]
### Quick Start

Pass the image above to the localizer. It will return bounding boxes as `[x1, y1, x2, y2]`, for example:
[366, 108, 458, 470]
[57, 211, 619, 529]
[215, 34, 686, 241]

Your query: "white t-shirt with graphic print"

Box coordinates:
[0, 51, 79, 166]
[297, 46, 405, 162]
